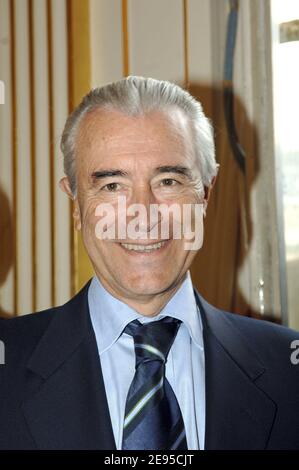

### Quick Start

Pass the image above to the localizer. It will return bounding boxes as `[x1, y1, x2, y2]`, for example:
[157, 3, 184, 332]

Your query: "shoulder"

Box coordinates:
[0, 306, 61, 367]
[0, 280, 92, 340]
[224, 309, 299, 357]
[224, 308, 299, 340]
[196, 290, 299, 379]
[216, 309, 299, 385]
[197, 289, 299, 347]
[0, 305, 60, 335]
[0, 280, 91, 368]
[228, 312, 299, 373]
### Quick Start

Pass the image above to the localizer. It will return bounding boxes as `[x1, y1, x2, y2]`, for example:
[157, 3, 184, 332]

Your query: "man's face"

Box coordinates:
[72, 107, 206, 305]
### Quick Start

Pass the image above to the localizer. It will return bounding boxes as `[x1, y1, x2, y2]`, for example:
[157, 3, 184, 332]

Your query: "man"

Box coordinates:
[0, 76, 299, 450]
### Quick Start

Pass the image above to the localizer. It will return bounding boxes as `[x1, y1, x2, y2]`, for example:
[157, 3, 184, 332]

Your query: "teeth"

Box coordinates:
[120, 241, 167, 252]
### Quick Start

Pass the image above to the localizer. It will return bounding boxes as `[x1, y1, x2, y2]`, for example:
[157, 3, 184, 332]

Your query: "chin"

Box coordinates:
[122, 273, 175, 297]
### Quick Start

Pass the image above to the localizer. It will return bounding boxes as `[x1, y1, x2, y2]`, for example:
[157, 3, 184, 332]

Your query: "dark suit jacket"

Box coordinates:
[0, 280, 299, 450]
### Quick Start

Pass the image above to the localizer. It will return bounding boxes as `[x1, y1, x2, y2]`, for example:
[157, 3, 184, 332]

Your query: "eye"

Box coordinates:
[102, 182, 121, 192]
[160, 178, 179, 187]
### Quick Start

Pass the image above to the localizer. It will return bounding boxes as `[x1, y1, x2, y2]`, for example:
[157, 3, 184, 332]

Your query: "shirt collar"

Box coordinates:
[88, 271, 203, 355]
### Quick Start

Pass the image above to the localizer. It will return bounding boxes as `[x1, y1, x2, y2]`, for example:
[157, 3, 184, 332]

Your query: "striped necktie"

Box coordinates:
[122, 316, 188, 450]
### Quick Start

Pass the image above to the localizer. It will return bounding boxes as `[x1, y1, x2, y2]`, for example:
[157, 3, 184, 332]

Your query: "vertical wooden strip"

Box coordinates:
[67, 0, 92, 291]
[9, 0, 18, 314]
[122, 0, 129, 76]
[28, 0, 37, 311]
[47, 0, 56, 306]
[66, 0, 77, 296]
[183, 0, 189, 89]
[67, 0, 91, 105]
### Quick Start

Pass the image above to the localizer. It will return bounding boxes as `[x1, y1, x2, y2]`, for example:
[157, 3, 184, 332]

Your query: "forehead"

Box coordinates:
[75, 107, 194, 165]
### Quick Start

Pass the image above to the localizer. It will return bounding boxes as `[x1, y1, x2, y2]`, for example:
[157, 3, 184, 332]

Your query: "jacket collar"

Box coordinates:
[26, 280, 92, 380]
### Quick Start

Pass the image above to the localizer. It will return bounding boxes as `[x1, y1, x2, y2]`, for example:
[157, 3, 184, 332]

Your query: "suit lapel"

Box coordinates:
[195, 291, 277, 450]
[22, 282, 116, 450]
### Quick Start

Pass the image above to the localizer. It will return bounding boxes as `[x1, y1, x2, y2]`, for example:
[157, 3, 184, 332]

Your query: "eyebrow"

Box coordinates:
[91, 170, 128, 179]
[155, 165, 193, 179]
[91, 165, 193, 180]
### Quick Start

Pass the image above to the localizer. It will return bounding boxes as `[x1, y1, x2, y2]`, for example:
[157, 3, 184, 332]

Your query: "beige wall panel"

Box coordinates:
[14, 0, 33, 315]
[128, 0, 184, 82]
[90, 0, 123, 87]
[51, 0, 71, 305]
[187, 0, 214, 124]
[33, 0, 52, 311]
[188, 0, 213, 83]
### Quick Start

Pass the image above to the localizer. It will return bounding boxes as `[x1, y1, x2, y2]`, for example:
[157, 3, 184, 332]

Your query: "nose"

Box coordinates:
[128, 184, 159, 236]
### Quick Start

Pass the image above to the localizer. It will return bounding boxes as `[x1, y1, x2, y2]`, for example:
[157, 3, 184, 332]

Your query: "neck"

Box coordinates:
[96, 274, 186, 317]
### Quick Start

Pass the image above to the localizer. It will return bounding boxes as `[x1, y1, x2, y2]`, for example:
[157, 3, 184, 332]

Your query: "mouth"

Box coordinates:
[118, 239, 170, 254]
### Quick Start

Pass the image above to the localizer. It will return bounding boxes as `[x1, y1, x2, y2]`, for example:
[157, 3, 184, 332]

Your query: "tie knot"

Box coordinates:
[124, 316, 181, 366]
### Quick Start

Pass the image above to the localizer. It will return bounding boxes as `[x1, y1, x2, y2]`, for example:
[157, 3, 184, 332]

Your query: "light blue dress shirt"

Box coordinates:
[88, 271, 205, 450]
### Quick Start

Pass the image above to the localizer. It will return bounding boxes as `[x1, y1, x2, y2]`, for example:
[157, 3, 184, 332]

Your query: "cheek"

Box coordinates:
[81, 199, 105, 241]
[184, 206, 204, 250]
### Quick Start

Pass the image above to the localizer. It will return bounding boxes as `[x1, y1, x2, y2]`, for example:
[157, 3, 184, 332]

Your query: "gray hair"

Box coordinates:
[60, 76, 218, 196]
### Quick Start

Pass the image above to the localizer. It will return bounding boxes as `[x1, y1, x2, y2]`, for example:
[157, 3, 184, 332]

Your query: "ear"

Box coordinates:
[59, 177, 74, 199]
[203, 175, 217, 216]
[59, 177, 81, 231]
[72, 201, 82, 231]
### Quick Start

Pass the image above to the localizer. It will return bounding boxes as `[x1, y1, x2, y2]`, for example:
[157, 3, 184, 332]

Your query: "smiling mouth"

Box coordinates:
[119, 240, 169, 253]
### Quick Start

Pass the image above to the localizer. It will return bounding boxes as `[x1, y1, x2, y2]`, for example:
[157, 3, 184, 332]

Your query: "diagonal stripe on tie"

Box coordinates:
[123, 367, 164, 436]
[124, 375, 164, 429]
[169, 415, 187, 449]
[134, 343, 165, 361]
[170, 428, 186, 450]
